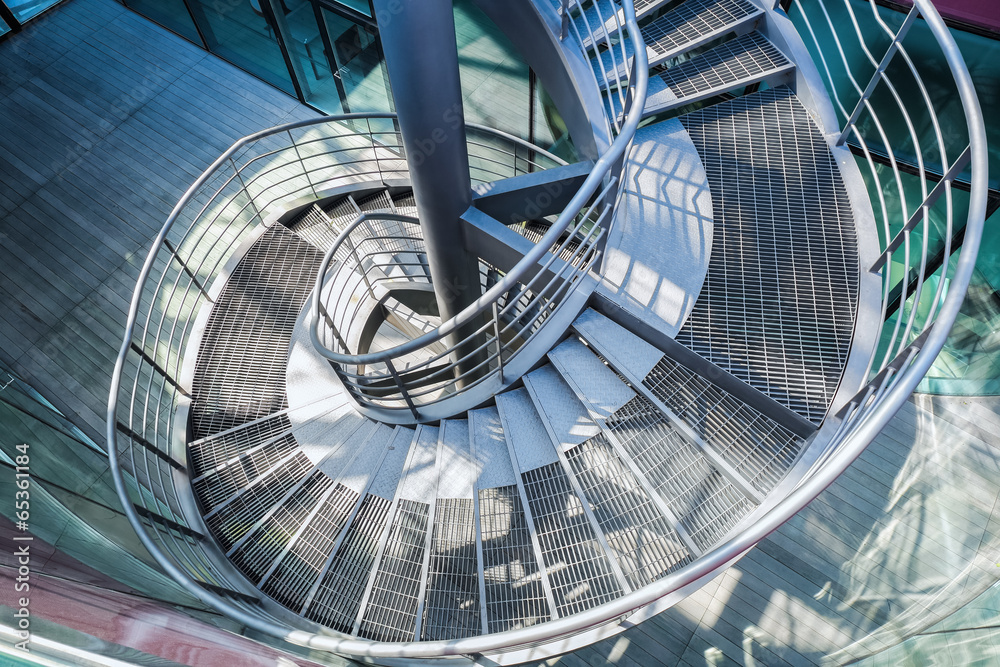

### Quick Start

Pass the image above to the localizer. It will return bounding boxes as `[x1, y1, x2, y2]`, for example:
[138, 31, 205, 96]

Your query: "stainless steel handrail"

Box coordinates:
[304, 0, 647, 415]
[106, 0, 985, 660]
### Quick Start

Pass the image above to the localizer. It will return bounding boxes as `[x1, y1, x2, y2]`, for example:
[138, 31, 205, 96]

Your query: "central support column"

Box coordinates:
[374, 0, 489, 387]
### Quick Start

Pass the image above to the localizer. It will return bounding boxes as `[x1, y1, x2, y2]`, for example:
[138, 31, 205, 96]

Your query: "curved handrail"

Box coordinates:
[106, 0, 986, 660]
[305, 0, 649, 413]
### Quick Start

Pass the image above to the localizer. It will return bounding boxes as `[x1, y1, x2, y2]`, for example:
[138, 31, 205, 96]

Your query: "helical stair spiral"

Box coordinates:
[107, 0, 987, 663]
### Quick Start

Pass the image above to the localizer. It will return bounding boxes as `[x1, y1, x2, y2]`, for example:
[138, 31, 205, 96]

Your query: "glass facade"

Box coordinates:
[116, 0, 571, 152]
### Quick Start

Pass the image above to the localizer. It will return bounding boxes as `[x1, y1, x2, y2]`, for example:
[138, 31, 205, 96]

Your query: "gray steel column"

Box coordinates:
[373, 0, 488, 385]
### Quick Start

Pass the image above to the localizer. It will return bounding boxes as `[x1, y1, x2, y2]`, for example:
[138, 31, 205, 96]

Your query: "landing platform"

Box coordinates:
[597, 119, 714, 338]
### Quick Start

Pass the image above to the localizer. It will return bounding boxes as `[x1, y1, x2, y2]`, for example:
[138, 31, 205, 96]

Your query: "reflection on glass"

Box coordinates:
[333, 0, 371, 17]
[125, 0, 203, 45]
[318, 6, 392, 113]
[6, 0, 60, 23]
[185, 0, 296, 95]
[0, 15, 10, 37]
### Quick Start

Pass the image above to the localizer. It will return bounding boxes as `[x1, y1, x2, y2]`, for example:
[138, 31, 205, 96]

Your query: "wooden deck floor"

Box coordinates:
[0, 0, 318, 445]
[3, 2, 1000, 666]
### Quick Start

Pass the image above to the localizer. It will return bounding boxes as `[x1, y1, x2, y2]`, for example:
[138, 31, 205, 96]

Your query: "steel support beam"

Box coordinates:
[373, 0, 488, 386]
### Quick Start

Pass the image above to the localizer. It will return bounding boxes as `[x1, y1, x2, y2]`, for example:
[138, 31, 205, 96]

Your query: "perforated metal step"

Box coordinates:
[643, 356, 804, 495]
[604, 397, 755, 552]
[676, 87, 860, 423]
[572, 309, 806, 496]
[470, 407, 553, 633]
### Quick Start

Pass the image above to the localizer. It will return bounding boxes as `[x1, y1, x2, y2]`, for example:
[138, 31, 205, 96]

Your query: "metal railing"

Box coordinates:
[104, 0, 986, 661]
[308, 206, 604, 419]
[303, 0, 649, 420]
[103, 111, 593, 643]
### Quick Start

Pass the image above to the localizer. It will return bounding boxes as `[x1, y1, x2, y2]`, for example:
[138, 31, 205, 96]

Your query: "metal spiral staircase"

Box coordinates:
[107, 0, 986, 663]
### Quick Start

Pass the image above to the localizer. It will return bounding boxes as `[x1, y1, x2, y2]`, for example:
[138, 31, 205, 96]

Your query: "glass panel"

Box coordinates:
[0, 14, 10, 37]
[274, 2, 339, 111]
[534, 78, 578, 161]
[185, 0, 296, 95]
[454, 0, 530, 140]
[332, 0, 371, 16]
[124, 0, 202, 45]
[6, 0, 60, 23]
[318, 5, 392, 113]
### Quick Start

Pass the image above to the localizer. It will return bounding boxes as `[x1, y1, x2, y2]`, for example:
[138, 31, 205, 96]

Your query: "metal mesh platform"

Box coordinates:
[190, 225, 324, 438]
[676, 88, 860, 423]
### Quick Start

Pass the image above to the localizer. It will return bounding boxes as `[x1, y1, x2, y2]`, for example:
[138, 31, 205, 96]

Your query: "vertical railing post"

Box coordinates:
[385, 359, 420, 420]
[836, 6, 920, 146]
[289, 129, 318, 199]
[560, 0, 570, 40]
[492, 300, 504, 382]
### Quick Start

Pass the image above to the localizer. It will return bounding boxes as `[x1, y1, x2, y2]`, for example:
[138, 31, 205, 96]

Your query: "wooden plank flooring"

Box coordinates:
[0, 0, 317, 445]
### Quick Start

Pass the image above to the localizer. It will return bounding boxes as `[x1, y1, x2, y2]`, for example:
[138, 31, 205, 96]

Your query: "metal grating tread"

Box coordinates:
[642, 0, 762, 61]
[358, 499, 430, 642]
[305, 494, 392, 632]
[261, 483, 359, 610]
[643, 356, 803, 494]
[653, 31, 792, 106]
[229, 472, 333, 583]
[566, 434, 692, 587]
[676, 88, 860, 423]
[190, 225, 324, 438]
[203, 451, 314, 551]
[355, 190, 395, 213]
[188, 414, 292, 477]
[421, 498, 481, 640]
[192, 433, 298, 509]
[391, 191, 417, 216]
[521, 463, 623, 615]
[288, 197, 359, 251]
[479, 485, 551, 633]
[606, 397, 755, 552]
